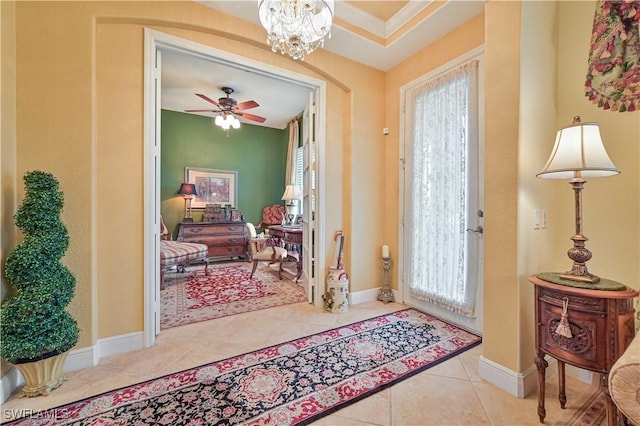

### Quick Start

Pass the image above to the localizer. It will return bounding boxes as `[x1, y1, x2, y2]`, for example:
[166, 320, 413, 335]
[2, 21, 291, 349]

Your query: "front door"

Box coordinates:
[401, 52, 484, 334]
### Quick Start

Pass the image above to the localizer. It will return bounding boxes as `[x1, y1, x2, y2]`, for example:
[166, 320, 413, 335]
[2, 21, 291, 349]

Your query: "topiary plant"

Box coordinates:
[1, 170, 79, 364]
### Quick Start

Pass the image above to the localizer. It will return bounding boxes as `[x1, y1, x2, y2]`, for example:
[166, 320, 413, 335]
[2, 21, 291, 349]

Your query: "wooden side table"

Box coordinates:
[268, 225, 303, 281]
[529, 274, 638, 426]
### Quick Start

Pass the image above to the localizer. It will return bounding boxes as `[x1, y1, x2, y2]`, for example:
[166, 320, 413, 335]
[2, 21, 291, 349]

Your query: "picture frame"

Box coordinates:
[185, 167, 238, 209]
[295, 214, 303, 225]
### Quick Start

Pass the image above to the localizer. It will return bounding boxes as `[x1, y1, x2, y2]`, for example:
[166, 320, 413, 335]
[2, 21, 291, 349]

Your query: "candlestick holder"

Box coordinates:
[378, 256, 395, 304]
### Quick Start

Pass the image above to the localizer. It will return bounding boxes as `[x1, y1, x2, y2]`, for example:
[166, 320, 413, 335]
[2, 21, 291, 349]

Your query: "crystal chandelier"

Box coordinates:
[258, 0, 334, 61]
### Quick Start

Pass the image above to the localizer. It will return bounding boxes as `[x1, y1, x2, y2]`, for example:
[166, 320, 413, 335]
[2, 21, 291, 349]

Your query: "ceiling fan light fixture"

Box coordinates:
[187, 88, 265, 134]
[215, 113, 241, 133]
[258, 0, 334, 61]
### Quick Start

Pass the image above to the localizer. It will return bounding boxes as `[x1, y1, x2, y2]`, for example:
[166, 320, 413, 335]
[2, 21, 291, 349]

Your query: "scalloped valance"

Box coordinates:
[585, 0, 640, 112]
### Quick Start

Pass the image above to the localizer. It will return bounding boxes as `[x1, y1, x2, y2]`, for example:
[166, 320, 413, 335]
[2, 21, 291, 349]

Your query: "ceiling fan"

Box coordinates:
[185, 87, 266, 123]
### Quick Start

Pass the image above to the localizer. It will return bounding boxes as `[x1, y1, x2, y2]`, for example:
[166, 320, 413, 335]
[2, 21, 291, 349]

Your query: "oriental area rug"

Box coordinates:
[161, 262, 306, 329]
[567, 389, 607, 426]
[4, 309, 481, 425]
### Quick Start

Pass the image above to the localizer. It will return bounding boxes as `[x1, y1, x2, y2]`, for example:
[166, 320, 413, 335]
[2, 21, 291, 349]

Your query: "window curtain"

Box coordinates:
[585, 0, 640, 111]
[285, 120, 299, 185]
[407, 60, 479, 317]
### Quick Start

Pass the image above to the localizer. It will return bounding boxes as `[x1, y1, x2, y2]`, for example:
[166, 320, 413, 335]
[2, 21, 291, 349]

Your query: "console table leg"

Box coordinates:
[535, 353, 548, 423]
[558, 360, 567, 409]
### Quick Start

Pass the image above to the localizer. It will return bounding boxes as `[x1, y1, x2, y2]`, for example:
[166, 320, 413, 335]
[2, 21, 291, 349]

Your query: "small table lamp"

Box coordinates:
[281, 184, 302, 225]
[536, 116, 620, 283]
[178, 183, 198, 222]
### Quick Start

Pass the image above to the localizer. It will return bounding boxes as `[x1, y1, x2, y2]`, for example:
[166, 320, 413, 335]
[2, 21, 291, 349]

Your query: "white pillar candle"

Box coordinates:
[382, 245, 389, 258]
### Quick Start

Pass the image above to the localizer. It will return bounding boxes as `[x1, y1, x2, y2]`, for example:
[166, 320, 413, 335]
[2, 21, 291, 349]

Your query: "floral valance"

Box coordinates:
[585, 0, 640, 112]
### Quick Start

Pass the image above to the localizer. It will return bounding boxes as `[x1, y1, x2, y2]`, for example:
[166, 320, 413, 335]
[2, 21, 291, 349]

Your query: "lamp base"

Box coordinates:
[285, 202, 296, 226]
[562, 236, 600, 283]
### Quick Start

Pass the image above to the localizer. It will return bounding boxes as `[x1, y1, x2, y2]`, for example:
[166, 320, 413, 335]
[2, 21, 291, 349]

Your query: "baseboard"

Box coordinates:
[479, 355, 538, 398]
[349, 287, 400, 305]
[479, 355, 595, 400]
[1, 331, 144, 403]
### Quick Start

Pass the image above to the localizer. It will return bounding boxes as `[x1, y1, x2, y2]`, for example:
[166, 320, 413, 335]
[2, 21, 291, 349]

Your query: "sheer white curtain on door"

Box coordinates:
[407, 60, 479, 317]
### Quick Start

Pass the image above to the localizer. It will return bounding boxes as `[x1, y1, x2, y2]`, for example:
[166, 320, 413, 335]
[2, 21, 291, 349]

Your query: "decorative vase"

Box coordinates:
[323, 267, 349, 313]
[13, 350, 70, 397]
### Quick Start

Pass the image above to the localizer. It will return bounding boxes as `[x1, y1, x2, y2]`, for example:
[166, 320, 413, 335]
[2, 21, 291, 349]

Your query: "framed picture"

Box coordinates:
[185, 167, 238, 209]
[295, 214, 303, 225]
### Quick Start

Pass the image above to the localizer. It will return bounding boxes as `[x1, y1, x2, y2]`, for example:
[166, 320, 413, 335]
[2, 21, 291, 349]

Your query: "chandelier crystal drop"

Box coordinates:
[258, 0, 334, 61]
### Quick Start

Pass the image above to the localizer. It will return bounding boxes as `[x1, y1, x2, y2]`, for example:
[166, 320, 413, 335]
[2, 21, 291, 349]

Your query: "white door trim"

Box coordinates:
[143, 29, 327, 347]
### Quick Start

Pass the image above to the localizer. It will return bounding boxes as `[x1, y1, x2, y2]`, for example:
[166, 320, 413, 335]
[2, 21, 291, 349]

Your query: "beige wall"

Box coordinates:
[1, 0, 18, 377]
[555, 2, 640, 287]
[6, 1, 385, 346]
[2, 0, 639, 383]
[517, 0, 559, 374]
[383, 0, 640, 377]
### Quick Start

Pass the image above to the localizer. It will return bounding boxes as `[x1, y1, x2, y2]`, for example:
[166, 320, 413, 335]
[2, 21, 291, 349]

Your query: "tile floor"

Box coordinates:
[2, 300, 602, 425]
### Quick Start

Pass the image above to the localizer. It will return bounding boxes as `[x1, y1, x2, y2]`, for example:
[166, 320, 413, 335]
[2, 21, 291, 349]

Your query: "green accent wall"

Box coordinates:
[161, 110, 288, 236]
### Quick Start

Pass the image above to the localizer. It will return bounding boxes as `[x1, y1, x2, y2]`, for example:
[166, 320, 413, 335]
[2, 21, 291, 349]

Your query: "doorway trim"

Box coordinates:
[143, 29, 327, 347]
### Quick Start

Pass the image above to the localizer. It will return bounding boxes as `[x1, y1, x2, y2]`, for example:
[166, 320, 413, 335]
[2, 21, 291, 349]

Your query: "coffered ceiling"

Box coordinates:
[162, 1, 484, 130]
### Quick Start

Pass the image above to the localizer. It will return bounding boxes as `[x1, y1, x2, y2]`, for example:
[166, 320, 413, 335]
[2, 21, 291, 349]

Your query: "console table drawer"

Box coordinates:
[187, 235, 247, 247]
[539, 288, 606, 314]
[177, 222, 248, 261]
[208, 245, 246, 257]
[181, 223, 245, 236]
[539, 298, 606, 370]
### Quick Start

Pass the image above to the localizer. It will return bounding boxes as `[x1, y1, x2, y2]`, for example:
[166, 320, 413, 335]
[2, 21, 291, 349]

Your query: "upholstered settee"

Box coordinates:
[609, 332, 640, 425]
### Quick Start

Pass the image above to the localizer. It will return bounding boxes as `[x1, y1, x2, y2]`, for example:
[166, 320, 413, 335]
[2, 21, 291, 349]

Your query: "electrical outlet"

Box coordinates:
[542, 209, 548, 229]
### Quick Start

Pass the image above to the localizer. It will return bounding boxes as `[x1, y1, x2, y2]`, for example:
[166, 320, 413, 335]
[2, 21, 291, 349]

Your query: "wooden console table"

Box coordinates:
[177, 222, 248, 261]
[529, 274, 638, 426]
[268, 225, 303, 281]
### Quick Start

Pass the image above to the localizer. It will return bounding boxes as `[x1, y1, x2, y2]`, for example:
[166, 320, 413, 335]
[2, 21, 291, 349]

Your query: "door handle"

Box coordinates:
[466, 226, 483, 234]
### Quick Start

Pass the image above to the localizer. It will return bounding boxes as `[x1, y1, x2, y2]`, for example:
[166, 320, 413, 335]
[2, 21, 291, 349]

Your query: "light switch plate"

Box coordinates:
[534, 209, 542, 230]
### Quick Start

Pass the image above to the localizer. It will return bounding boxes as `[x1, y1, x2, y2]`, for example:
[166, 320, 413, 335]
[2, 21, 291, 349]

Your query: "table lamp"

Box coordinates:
[281, 184, 302, 225]
[177, 183, 198, 223]
[536, 116, 620, 283]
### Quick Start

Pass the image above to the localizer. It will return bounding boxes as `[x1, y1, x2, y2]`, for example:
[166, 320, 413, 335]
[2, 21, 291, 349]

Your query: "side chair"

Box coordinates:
[246, 222, 287, 280]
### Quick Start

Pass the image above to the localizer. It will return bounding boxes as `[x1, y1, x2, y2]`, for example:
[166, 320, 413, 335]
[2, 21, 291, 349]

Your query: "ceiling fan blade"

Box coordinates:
[195, 93, 220, 107]
[236, 111, 266, 123]
[185, 109, 218, 113]
[234, 100, 259, 111]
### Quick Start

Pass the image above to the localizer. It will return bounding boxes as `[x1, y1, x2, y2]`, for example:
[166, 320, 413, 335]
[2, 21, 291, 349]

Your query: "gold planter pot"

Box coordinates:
[13, 351, 69, 397]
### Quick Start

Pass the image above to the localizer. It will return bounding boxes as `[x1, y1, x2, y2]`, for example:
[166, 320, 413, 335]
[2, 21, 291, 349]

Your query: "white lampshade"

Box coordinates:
[281, 184, 302, 200]
[537, 117, 620, 180]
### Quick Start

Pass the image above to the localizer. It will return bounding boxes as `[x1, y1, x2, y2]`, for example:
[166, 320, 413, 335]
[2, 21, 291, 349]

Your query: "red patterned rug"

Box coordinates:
[161, 262, 307, 329]
[568, 389, 606, 426]
[4, 309, 481, 425]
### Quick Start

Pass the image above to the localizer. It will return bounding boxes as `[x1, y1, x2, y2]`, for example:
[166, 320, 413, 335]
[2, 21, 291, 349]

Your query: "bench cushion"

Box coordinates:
[160, 240, 208, 267]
